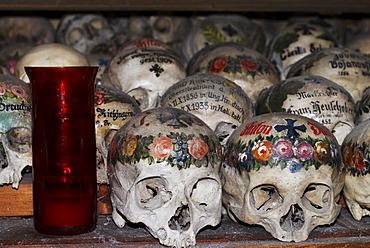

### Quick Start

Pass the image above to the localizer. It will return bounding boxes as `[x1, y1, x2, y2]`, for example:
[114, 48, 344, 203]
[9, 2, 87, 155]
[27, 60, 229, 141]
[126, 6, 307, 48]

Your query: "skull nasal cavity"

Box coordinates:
[168, 205, 191, 231]
[280, 204, 304, 232]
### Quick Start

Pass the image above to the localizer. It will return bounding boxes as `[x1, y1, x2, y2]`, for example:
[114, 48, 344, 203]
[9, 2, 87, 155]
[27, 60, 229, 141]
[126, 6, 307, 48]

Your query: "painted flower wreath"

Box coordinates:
[118, 131, 221, 169]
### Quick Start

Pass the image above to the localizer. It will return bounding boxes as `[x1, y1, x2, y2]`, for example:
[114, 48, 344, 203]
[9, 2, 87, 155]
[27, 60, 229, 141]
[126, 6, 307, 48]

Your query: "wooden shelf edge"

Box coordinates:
[0, 0, 369, 13]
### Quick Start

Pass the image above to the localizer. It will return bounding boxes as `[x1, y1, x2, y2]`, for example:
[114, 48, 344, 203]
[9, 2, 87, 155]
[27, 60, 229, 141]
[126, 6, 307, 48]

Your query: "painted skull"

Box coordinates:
[0, 75, 32, 188]
[95, 85, 140, 184]
[355, 87, 370, 124]
[56, 14, 116, 55]
[14, 43, 89, 83]
[105, 38, 186, 111]
[266, 22, 337, 79]
[341, 119, 370, 221]
[108, 107, 222, 247]
[255, 75, 356, 144]
[180, 14, 266, 65]
[187, 42, 279, 103]
[161, 73, 254, 145]
[287, 47, 370, 103]
[221, 113, 344, 242]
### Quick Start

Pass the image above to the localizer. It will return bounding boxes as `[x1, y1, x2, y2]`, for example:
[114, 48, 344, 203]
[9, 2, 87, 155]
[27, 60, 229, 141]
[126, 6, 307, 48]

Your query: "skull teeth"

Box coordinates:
[168, 204, 191, 231]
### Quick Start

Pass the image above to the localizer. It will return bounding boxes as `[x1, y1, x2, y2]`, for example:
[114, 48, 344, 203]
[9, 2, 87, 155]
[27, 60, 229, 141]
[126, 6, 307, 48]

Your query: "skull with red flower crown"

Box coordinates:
[221, 112, 344, 242]
[341, 118, 370, 221]
[0, 74, 32, 188]
[108, 107, 223, 247]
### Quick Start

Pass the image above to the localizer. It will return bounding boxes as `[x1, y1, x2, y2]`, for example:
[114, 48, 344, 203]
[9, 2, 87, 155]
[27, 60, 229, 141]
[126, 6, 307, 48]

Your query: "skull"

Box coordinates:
[341, 119, 370, 221]
[14, 43, 89, 83]
[355, 87, 370, 124]
[221, 112, 344, 242]
[95, 85, 140, 184]
[266, 22, 337, 79]
[0, 74, 32, 188]
[108, 107, 222, 247]
[0, 43, 34, 75]
[149, 15, 192, 54]
[187, 42, 279, 103]
[161, 73, 254, 145]
[287, 47, 370, 103]
[255, 75, 356, 144]
[105, 38, 186, 110]
[0, 16, 55, 48]
[346, 32, 370, 57]
[56, 14, 116, 56]
[180, 14, 266, 65]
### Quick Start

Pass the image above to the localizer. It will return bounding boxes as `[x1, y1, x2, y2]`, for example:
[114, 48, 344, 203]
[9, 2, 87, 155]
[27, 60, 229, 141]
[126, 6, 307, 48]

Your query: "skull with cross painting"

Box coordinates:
[221, 112, 344, 242]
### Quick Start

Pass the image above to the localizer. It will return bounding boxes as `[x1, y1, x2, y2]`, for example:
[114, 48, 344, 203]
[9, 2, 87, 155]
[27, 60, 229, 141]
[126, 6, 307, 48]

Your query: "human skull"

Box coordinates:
[221, 112, 344, 242]
[105, 38, 186, 110]
[56, 14, 116, 55]
[14, 43, 89, 83]
[161, 73, 254, 145]
[187, 42, 279, 103]
[346, 32, 370, 57]
[341, 119, 370, 221]
[95, 85, 140, 184]
[0, 16, 55, 48]
[267, 22, 337, 79]
[108, 107, 222, 247]
[255, 75, 356, 144]
[149, 15, 192, 54]
[355, 87, 370, 124]
[0, 74, 32, 188]
[287, 47, 370, 103]
[180, 14, 266, 64]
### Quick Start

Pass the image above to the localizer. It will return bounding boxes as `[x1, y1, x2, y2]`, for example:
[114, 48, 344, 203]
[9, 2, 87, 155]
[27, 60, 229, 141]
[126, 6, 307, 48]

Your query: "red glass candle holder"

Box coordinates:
[25, 66, 98, 235]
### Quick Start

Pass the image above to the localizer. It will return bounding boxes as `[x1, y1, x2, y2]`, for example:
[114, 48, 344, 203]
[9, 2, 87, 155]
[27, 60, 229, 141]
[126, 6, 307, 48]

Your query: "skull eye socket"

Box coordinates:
[135, 177, 172, 210]
[67, 28, 83, 45]
[127, 87, 149, 110]
[153, 17, 171, 34]
[250, 184, 283, 213]
[7, 127, 31, 153]
[302, 183, 331, 212]
[90, 18, 104, 30]
[190, 178, 221, 208]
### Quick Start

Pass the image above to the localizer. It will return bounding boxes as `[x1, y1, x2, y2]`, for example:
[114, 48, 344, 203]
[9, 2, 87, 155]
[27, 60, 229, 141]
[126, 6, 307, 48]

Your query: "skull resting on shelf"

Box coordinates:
[0, 74, 32, 188]
[341, 119, 370, 221]
[221, 112, 344, 242]
[108, 107, 223, 247]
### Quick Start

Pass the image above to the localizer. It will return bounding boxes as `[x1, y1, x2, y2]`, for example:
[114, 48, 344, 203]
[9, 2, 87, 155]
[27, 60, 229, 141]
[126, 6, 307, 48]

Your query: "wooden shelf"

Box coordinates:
[1, 209, 370, 247]
[0, 0, 369, 13]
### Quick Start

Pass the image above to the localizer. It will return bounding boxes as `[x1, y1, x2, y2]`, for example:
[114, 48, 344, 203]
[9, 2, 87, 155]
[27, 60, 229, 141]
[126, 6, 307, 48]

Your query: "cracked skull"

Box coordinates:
[108, 107, 222, 247]
[95, 85, 140, 184]
[0, 74, 32, 188]
[221, 112, 344, 242]
[104, 38, 186, 111]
